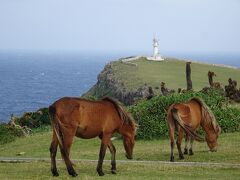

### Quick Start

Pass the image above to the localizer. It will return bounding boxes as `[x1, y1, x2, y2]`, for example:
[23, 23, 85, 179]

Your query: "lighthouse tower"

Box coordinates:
[147, 36, 164, 61]
[153, 37, 159, 58]
[152, 37, 163, 61]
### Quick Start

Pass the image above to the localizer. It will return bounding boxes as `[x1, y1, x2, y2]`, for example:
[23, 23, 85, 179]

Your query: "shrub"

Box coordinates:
[215, 107, 240, 133]
[128, 89, 240, 140]
[15, 108, 50, 129]
[0, 124, 25, 145]
[0, 108, 50, 145]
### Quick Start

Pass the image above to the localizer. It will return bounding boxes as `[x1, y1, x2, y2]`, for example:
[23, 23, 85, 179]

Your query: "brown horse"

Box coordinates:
[48, 97, 136, 177]
[167, 97, 221, 162]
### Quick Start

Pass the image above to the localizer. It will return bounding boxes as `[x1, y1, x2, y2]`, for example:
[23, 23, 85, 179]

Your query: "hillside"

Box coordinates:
[83, 57, 240, 104]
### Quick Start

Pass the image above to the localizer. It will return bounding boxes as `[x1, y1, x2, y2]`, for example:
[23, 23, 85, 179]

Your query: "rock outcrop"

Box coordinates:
[82, 61, 155, 105]
[225, 78, 240, 102]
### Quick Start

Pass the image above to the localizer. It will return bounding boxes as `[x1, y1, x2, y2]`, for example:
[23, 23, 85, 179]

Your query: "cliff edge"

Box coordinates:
[82, 57, 240, 105]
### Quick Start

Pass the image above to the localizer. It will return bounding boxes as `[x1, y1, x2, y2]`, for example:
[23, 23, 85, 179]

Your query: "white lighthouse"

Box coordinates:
[153, 37, 159, 58]
[148, 36, 164, 61]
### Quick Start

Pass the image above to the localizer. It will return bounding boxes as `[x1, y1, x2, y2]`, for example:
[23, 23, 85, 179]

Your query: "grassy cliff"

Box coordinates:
[83, 57, 240, 103]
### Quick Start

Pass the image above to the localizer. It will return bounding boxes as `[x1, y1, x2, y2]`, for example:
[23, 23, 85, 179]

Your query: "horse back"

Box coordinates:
[51, 97, 122, 138]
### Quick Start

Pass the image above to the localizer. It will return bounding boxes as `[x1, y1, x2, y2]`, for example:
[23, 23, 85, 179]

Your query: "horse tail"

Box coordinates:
[171, 108, 205, 142]
[49, 105, 68, 158]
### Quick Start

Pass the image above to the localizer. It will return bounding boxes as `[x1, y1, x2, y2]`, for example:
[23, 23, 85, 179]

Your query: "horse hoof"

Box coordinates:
[111, 170, 117, 174]
[170, 157, 174, 162]
[189, 150, 194, 156]
[98, 171, 105, 176]
[184, 148, 188, 155]
[179, 155, 184, 160]
[52, 172, 59, 177]
[68, 169, 78, 177]
[51, 169, 59, 176]
[71, 173, 78, 177]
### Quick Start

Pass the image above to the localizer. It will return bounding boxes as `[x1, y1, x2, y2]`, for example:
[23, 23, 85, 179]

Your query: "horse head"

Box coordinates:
[205, 116, 221, 152]
[200, 99, 221, 152]
[122, 121, 136, 159]
[103, 97, 137, 159]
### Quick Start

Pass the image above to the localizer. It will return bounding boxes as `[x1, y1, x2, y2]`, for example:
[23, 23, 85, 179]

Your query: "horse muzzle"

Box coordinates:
[125, 154, 133, 159]
[210, 148, 217, 152]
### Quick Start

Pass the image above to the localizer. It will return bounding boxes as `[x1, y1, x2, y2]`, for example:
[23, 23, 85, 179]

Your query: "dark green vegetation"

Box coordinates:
[0, 124, 24, 145]
[15, 108, 50, 128]
[1, 90, 240, 144]
[129, 89, 240, 139]
[0, 132, 239, 179]
[0, 108, 50, 144]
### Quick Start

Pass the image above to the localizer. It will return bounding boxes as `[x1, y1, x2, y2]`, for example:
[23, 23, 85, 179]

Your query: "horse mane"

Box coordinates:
[101, 97, 136, 128]
[190, 97, 220, 134]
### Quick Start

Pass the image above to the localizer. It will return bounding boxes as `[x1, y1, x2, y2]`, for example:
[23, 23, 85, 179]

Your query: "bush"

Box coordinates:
[0, 124, 25, 145]
[128, 89, 240, 140]
[0, 108, 50, 145]
[15, 108, 50, 129]
[215, 107, 240, 133]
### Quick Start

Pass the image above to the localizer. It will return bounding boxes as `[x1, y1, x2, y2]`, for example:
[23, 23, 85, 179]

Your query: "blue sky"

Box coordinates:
[0, 0, 239, 54]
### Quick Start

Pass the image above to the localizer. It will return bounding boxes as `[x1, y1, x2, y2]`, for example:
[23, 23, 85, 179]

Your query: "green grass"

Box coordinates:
[1, 131, 239, 163]
[0, 161, 239, 180]
[0, 131, 239, 179]
[229, 103, 240, 110]
[112, 58, 240, 91]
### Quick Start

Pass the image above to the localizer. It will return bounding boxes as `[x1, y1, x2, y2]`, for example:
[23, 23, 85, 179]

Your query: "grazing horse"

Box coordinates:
[49, 97, 136, 177]
[167, 97, 221, 162]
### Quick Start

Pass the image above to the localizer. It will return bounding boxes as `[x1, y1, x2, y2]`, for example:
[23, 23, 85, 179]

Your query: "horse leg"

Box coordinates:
[189, 137, 194, 155]
[97, 134, 111, 176]
[184, 134, 189, 155]
[168, 110, 176, 162]
[176, 128, 184, 160]
[168, 125, 175, 162]
[60, 129, 77, 177]
[50, 131, 59, 176]
[108, 141, 116, 174]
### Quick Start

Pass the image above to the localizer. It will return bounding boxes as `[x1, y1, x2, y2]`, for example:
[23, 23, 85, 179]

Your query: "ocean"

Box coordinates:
[0, 51, 239, 123]
[0, 51, 116, 123]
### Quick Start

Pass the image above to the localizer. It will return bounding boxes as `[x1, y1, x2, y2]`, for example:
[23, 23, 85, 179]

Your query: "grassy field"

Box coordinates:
[0, 161, 239, 180]
[112, 58, 240, 91]
[0, 131, 239, 179]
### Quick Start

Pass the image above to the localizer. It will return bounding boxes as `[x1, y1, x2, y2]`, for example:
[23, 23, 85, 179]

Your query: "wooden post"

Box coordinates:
[186, 62, 192, 91]
[208, 71, 214, 87]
